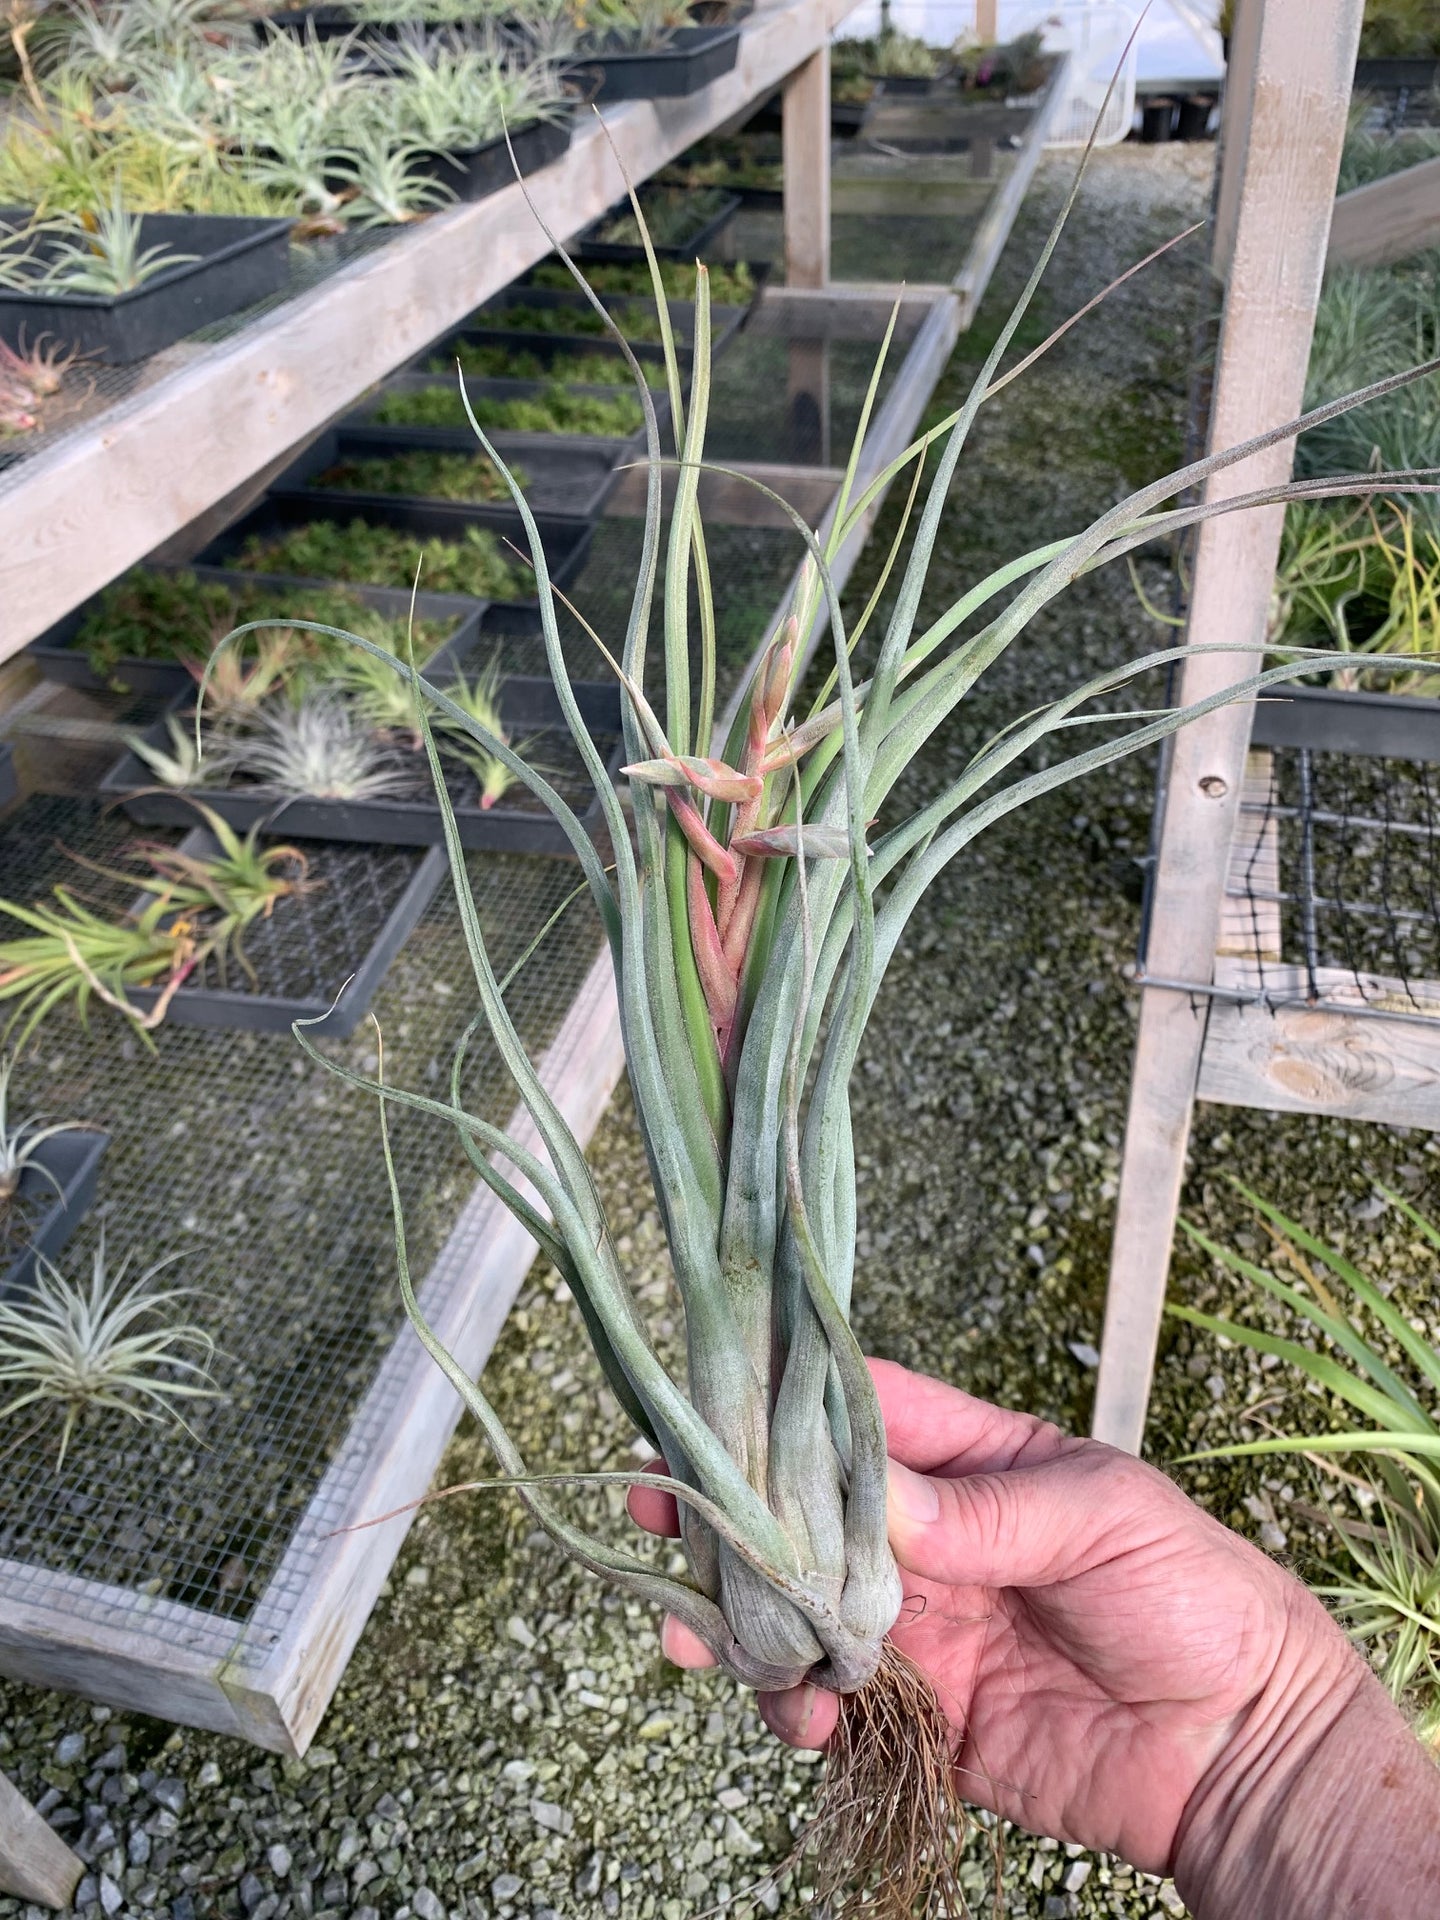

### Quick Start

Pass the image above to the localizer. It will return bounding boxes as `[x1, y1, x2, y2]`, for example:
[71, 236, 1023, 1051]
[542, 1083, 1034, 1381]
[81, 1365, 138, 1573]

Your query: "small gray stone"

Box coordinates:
[151, 1779, 185, 1816]
[528, 1797, 569, 1834]
[250, 1900, 281, 1920]
[352, 1908, 381, 1920]
[239, 1871, 267, 1911]
[574, 1856, 602, 1899]
[55, 1734, 86, 1766]
[411, 1888, 443, 1920]
[491, 1873, 523, 1901]
[74, 1876, 98, 1911]
[195, 1762, 222, 1790]
[98, 1875, 123, 1916]
[267, 1844, 292, 1879]
[1063, 1859, 1092, 1892]
[127, 1830, 151, 1868]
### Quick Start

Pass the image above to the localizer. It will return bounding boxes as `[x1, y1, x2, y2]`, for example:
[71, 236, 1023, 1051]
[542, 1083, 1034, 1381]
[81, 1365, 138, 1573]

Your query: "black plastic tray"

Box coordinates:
[274, 423, 624, 522]
[0, 743, 16, 810]
[0, 211, 292, 364]
[464, 290, 746, 367]
[413, 116, 573, 201]
[568, 24, 740, 102]
[28, 579, 485, 698]
[195, 494, 594, 618]
[0, 1127, 109, 1300]
[103, 672, 624, 858]
[1249, 683, 1440, 765]
[125, 830, 447, 1037]
[575, 190, 742, 264]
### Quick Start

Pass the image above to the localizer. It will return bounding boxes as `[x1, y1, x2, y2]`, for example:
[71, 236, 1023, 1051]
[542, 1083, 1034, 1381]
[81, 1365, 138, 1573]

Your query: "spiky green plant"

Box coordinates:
[1174, 1187, 1440, 1747]
[0, 185, 197, 295]
[269, 159, 1440, 1906]
[0, 1052, 83, 1207]
[0, 888, 198, 1041]
[433, 659, 522, 808]
[125, 713, 232, 789]
[0, 1233, 218, 1468]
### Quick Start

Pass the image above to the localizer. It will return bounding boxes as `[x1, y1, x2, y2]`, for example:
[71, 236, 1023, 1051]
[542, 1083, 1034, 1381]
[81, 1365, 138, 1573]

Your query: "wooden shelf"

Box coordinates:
[0, 0, 860, 657]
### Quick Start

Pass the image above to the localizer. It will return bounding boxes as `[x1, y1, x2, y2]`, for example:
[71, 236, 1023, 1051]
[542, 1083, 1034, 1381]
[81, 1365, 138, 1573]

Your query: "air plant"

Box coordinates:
[337, 641, 427, 744]
[125, 713, 230, 789]
[0, 887, 201, 1041]
[231, 689, 413, 800]
[0, 1051, 81, 1208]
[1174, 1187, 1440, 1747]
[381, 35, 568, 153]
[0, 187, 198, 295]
[0, 1233, 218, 1468]
[434, 660, 524, 808]
[182, 626, 301, 718]
[328, 129, 453, 227]
[281, 149, 1440, 1912]
[126, 806, 313, 983]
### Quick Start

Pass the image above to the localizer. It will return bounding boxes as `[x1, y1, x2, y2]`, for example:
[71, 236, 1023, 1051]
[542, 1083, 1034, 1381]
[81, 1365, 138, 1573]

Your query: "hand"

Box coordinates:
[627, 1357, 1362, 1877]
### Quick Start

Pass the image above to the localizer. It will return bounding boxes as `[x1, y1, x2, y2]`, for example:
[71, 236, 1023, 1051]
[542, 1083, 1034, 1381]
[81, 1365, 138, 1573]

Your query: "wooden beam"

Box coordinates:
[1217, 750, 1282, 960]
[1094, 0, 1364, 1456]
[782, 44, 831, 287]
[0, 0, 865, 653]
[0, 1769, 84, 1910]
[975, 0, 997, 42]
[1201, 961, 1440, 1126]
[1328, 154, 1440, 270]
[1210, 0, 1262, 281]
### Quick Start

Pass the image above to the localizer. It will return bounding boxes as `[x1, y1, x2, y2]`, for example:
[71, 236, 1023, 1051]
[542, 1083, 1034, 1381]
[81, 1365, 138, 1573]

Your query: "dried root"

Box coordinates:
[800, 1643, 997, 1918]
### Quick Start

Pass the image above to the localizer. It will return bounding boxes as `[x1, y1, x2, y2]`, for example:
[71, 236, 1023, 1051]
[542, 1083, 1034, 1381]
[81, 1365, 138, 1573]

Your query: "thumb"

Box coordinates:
[885, 1454, 1090, 1590]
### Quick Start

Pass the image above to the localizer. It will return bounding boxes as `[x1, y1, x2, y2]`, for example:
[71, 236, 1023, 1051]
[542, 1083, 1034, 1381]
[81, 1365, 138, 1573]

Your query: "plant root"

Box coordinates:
[799, 1641, 993, 1918]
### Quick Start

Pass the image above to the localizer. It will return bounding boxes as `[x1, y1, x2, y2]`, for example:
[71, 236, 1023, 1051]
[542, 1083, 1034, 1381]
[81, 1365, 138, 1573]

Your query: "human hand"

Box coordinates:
[626, 1357, 1365, 1881]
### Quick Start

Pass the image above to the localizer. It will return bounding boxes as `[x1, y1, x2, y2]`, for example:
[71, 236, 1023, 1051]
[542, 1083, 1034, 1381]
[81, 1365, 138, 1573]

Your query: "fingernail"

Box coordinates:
[764, 1684, 816, 1744]
[887, 1458, 940, 1526]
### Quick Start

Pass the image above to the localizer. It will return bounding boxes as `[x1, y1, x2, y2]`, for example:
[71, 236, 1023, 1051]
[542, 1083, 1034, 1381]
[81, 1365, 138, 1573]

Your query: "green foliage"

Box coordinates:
[1272, 501, 1440, 692]
[490, 297, 677, 344]
[0, 1052, 82, 1207]
[425, 340, 668, 387]
[529, 257, 755, 306]
[1338, 122, 1440, 196]
[589, 184, 732, 251]
[1175, 1187, 1440, 1744]
[833, 30, 942, 80]
[0, 189, 197, 294]
[1360, 0, 1440, 58]
[374, 380, 644, 436]
[235, 516, 531, 601]
[313, 448, 523, 503]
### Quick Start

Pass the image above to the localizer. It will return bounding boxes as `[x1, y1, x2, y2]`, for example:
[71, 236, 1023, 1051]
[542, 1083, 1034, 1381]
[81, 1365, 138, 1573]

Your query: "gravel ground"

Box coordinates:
[5, 138, 1439, 1920]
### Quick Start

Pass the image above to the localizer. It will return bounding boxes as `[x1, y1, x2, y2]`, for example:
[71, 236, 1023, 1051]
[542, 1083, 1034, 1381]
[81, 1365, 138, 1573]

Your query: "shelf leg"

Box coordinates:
[782, 47, 830, 289]
[1093, 0, 1364, 1454]
[0, 1767, 84, 1910]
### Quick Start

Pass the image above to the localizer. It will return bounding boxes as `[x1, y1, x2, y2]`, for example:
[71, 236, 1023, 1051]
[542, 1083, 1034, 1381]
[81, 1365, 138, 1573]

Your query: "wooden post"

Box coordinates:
[975, 0, 997, 43]
[1092, 0, 1365, 1454]
[1328, 155, 1440, 268]
[1209, 0, 1261, 282]
[783, 47, 830, 288]
[0, 1769, 83, 1910]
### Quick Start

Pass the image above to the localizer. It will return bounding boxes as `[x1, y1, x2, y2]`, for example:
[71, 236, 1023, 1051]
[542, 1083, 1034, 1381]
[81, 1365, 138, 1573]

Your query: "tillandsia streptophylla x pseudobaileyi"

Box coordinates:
[239, 144, 1440, 1909]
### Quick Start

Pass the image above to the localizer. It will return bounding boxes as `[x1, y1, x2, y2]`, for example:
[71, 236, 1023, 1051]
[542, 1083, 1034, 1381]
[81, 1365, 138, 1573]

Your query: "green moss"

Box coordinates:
[490, 298, 675, 345]
[527, 259, 756, 306]
[373, 383, 645, 436]
[234, 518, 531, 601]
[425, 342, 668, 387]
[589, 185, 732, 250]
[74, 571, 450, 682]
[312, 449, 525, 503]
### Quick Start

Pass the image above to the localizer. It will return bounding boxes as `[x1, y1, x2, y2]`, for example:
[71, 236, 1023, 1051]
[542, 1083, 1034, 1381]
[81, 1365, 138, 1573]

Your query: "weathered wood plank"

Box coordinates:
[1200, 961, 1440, 1125]
[1217, 749, 1282, 959]
[0, 1768, 84, 1909]
[1328, 154, 1440, 270]
[783, 44, 830, 287]
[1094, 0, 1363, 1455]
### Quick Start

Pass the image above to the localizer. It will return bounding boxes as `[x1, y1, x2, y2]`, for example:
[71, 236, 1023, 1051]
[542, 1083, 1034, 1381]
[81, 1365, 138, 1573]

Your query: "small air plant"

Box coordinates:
[329, 129, 453, 228]
[0, 1233, 218, 1468]
[283, 147, 1440, 1912]
[337, 643, 426, 746]
[232, 689, 413, 800]
[0, 1051, 79, 1208]
[0, 332, 74, 434]
[435, 660, 522, 809]
[127, 806, 313, 985]
[125, 713, 231, 789]
[0, 887, 200, 1041]
[0, 186, 198, 296]
[183, 627, 301, 721]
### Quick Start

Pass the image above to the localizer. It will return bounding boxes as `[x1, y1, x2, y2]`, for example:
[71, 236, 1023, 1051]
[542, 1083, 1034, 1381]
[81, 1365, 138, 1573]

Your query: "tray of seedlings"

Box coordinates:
[352, 373, 668, 456]
[26, 570, 484, 697]
[100, 635, 627, 858]
[195, 492, 593, 624]
[0, 1062, 108, 1299]
[574, 186, 742, 262]
[521, 255, 768, 322]
[0, 203, 292, 363]
[461, 287, 749, 364]
[566, 22, 741, 101]
[272, 424, 623, 522]
[413, 113, 573, 202]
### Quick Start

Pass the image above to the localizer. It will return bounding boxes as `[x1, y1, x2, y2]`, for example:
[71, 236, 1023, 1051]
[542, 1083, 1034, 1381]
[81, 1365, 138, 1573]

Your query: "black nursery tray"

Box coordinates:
[575, 190, 742, 263]
[125, 830, 447, 1038]
[274, 424, 624, 522]
[0, 211, 292, 364]
[196, 494, 593, 622]
[103, 672, 626, 859]
[568, 24, 741, 102]
[414, 116, 573, 202]
[1250, 684, 1440, 764]
[27, 577, 485, 698]
[0, 1127, 109, 1300]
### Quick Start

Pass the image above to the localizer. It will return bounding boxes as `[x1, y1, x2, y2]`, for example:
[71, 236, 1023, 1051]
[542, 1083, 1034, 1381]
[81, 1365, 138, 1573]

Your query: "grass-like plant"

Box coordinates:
[312, 447, 522, 503]
[270, 153, 1440, 1909]
[235, 516, 532, 600]
[0, 1234, 218, 1468]
[1174, 1187, 1440, 1747]
[0, 1051, 81, 1208]
[126, 712, 233, 789]
[489, 295, 677, 344]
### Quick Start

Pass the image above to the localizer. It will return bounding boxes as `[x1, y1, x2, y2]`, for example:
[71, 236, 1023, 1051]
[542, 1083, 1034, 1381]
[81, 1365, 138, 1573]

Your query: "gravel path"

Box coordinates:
[4, 140, 1436, 1920]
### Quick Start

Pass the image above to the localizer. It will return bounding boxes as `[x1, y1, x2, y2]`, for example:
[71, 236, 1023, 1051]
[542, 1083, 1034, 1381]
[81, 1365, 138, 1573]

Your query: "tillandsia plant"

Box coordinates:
[0, 1050, 80, 1207]
[0, 185, 199, 295]
[1174, 1185, 1440, 1746]
[246, 152, 1440, 1910]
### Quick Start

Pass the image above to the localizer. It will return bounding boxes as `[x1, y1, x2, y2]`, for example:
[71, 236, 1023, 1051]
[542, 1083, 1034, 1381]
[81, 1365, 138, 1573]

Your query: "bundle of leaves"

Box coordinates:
[311, 447, 525, 502]
[234, 516, 532, 600]
[1269, 501, 1440, 695]
[1359, 0, 1440, 58]
[0, 191, 197, 295]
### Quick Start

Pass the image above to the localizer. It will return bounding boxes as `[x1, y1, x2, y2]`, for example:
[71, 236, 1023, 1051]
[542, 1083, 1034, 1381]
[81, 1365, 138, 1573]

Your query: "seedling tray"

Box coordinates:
[465, 291, 746, 365]
[124, 829, 447, 1038]
[568, 25, 740, 102]
[28, 580, 485, 698]
[103, 673, 625, 858]
[1249, 684, 1440, 764]
[274, 424, 623, 522]
[0, 1127, 109, 1300]
[195, 495, 594, 618]
[413, 116, 573, 201]
[356, 373, 672, 438]
[0, 211, 292, 364]
[575, 190, 742, 263]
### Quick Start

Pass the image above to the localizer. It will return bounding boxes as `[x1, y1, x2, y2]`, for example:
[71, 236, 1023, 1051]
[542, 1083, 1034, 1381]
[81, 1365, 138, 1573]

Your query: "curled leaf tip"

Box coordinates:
[730, 825, 861, 861]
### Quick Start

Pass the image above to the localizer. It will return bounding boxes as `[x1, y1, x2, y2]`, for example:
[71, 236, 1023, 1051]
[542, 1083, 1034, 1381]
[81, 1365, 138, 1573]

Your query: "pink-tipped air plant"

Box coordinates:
[280, 159, 1440, 1914]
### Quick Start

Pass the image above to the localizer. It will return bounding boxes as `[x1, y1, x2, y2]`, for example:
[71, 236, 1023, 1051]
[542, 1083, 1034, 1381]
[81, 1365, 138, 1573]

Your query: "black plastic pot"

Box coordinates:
[1175, 93, 1218, 140]
[568, 25, 741, 103]
[125, 829, 447, 1038]
[0, 1127, 109, 1300]
[1139, 96, 1178, 143]
[28, 578, 484, 698]
[104, 671, 624, 858]
[576, 191, 742, 263]
[273, 423, 624, 521]
[1249, 684, 1440, 765]
[0, 211, 292, 365]
[412, 116, 573, 202]
[195, 494, 594, 617]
